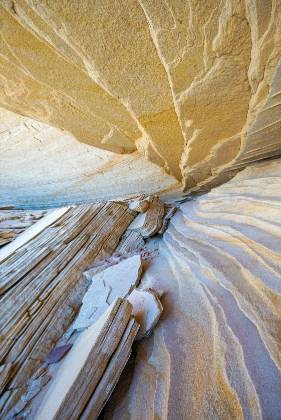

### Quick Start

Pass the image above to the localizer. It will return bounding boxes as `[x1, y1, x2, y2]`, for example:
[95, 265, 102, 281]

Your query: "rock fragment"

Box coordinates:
[129, 198, 149, 213]
[73, 255, 143, 331]
[73, 254, 162, 339]
[158, 205, 177, 235]
[128, 288, 163, 339]
[115, 230, 145, 254]
[128, 196, 165, 238]
[45, 344, 73, 365]
[0, 363, 13, 394]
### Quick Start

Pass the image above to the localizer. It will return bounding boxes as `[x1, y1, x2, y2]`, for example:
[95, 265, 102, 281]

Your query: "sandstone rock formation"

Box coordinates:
[0, 1, 280, 200]
[0, 2, 281, 419]
[104, 158, 281, 419]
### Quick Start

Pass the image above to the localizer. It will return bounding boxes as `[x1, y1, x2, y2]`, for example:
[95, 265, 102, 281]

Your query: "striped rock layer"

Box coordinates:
[104, 158, 281, 420]
[0, 202, 135, 417]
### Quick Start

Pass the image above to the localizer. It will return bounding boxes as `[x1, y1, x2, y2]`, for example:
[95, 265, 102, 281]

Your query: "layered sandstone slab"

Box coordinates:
[36, 299, 138, 420]
[0, 1, 280, 196]
[0, 202, 135, 417]
[104, 159, 281, 419]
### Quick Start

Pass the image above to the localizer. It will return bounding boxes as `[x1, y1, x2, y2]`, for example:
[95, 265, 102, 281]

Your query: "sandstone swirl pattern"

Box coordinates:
[0, 1, 280, 193]
[0, 108, 179, 207]
[104, 159, 281, 419]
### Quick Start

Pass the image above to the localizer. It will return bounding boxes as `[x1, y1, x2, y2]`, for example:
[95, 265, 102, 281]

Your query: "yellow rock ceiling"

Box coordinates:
[0, 0, 281, 199]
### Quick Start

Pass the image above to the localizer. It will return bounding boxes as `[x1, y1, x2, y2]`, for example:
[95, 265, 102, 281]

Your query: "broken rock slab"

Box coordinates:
[115, 230, 145, 254]
[35, 298, 138, 420]
[79, 255, 162, 338]
[128, 198, 149, 213]
[72, 255, 143, 332]
[158, 205, 177, 235]
[80, 317, 139, 420]
[128, 196, 165, 238]
[21, 255, 163, 418]
[128, 288, 163, 339]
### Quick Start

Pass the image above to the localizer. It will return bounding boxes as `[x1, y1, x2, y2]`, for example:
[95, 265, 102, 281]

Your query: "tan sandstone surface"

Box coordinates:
[0, 0, 280, 196]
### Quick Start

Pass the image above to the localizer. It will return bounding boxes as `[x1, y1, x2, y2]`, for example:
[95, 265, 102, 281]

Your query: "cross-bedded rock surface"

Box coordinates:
[104, 158, 281, 419]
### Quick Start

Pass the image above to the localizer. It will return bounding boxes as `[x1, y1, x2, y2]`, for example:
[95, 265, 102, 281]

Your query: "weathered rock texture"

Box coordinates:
[0, 1, 280, 198]
[0, 202, 135, 417]
[0, 207, 47, 247]
[104, 158, 281, 419]
[36, 299, 139, 420]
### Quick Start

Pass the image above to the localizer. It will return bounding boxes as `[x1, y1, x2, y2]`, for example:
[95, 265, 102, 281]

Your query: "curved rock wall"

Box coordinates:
[104, 158, 281, 419]
[0, 1, 280, 194]
[0, 108, 179, 207]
